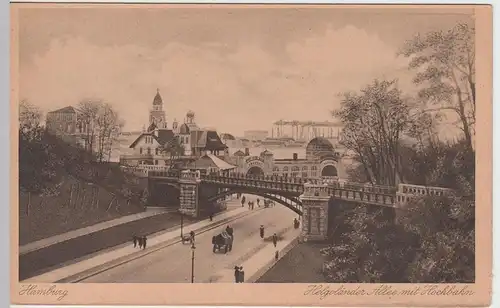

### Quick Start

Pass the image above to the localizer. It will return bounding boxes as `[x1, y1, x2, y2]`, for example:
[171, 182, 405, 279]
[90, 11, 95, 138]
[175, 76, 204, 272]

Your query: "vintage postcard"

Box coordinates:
[10, 3, 492, 307]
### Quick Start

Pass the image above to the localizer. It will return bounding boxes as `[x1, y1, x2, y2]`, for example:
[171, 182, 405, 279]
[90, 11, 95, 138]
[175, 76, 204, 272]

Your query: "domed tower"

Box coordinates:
[185, 110, 195, 124]
[149, 88, 167, 129]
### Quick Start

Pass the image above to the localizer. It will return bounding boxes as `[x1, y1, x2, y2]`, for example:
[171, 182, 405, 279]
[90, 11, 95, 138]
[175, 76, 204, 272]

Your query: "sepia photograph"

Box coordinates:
[11, 3, 492, 306]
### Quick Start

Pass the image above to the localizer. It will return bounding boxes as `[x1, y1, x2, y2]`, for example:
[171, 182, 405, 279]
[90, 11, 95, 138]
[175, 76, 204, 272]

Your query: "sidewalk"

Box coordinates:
[23, 206, 261, 283]
[210, 227, 301, 283]
[20, 207, 172, 255]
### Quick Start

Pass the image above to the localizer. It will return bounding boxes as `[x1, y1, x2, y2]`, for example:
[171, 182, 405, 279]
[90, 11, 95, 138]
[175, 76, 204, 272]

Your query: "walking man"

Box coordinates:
[272, 233, 278, 247]
[138, 236, 143, 249]
[238, 266, 245, 283]
[142, 236, 147, 250]
[234, 266, 240, 283]
[133, 235, 138, 248]
[259, 225, 265, 239]
[275, 250, 279, 261]
[257, 198, 260, 207]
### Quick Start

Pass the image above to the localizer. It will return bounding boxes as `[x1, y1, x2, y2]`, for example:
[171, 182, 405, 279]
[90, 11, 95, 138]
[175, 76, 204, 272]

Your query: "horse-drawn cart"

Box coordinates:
[212, 230, 233, 253]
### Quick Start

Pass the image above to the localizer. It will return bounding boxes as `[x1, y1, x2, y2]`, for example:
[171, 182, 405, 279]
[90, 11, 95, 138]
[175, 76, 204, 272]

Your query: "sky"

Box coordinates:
[17, 5, 474, 137]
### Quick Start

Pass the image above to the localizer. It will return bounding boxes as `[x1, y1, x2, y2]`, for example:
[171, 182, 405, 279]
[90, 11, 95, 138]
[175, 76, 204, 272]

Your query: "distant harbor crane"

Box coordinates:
[271, 120, 343, 140]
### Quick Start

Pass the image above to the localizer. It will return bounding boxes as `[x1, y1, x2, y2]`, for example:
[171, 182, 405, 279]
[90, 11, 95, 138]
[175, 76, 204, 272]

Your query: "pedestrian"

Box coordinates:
[142, 236, 147, 250]
[239, 266, 245, 283]
[272, 233, 278, 247]
[190, 230, 196, 243]
[275, 250, 279, 261]
[248, 201, 251, 209]
[234, 266, 240, 283]
[133, 235, 138, 248]
[259, 225, 265, 239]
[138, 236, 143, 249]
[257, 198, 260, 206]
[209, 213, 213, 221]
[241, 196, 246, 207]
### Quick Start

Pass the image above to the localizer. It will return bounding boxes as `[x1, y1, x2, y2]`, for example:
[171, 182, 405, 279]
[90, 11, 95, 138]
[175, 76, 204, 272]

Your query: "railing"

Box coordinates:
[397, 183, 454, 197]
[204, 172, 308, 185]
[202, 173, 306, 194]
[149, 169, 181, 178]
[302, 183, 397, 207]
[146, 169, 453, 207]
[181, 170, 201, 180]
[120, 166, 149, 177]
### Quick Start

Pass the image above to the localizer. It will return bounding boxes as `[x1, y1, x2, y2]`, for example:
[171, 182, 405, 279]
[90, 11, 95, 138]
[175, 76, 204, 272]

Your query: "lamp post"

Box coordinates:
[179, 209, 184, 238]
[190, 242, 196, 283]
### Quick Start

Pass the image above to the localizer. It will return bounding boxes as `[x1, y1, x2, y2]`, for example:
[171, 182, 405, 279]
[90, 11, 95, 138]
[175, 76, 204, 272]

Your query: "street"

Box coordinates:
[80, 195, 298, 283]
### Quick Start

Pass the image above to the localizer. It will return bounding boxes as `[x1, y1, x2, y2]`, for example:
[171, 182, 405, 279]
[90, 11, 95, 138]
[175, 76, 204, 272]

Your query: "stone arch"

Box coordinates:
[245, 159, 265, 176]
[321, 165, 338, 177]
[247, 166, 264, 176]
[207, 189, 303, 215]
[320, 159, 338, 177]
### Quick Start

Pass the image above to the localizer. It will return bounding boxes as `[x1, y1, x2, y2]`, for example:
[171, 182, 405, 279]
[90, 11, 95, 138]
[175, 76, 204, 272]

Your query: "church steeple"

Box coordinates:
[149, 88, 167, 129]
[153, 88, 163, 106]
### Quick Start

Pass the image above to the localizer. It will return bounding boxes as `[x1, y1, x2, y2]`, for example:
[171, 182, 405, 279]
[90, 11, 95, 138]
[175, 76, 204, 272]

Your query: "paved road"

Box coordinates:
[80, 196, 298, 283]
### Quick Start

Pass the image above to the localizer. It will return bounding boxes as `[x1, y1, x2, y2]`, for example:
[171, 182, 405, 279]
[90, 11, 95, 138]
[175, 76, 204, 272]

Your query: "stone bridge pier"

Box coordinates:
[299, 183, 330, 242]
[178, 170, 201, 218]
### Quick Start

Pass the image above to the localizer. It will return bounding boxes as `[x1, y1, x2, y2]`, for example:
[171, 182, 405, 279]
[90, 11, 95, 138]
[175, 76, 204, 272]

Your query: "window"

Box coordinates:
[302, 172, 308, 178]
[147, 147, 151, 155]
[140, 148, 143, 154]
[311, 172, 317, 177]
[291, 172, 299, 177]
[273, 167, 280, 172]
[155, 148, 159, 155]
[302, 166, 308, 171]
[283, 166, 289, 172]
[154, 160, 158, 165]
[311, 166, 317, 171]
[291, 166, 300, 172]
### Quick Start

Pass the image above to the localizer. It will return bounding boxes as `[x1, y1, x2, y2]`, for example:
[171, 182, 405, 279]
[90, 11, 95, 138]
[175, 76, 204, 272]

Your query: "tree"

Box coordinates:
[160, 136, 185, 169]
[95, 103, 122, 162]
[399, 193, 475, 283]
[76, 99, 101, 155]
[399, 22, 475, 153]
[333, 79, 414, 186]
[19, 100, 43, 141]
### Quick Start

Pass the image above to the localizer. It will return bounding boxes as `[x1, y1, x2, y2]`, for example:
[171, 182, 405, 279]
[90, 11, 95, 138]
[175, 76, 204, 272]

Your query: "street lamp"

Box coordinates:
[179, 209, 184, 238]
[190, 242, 196, 283]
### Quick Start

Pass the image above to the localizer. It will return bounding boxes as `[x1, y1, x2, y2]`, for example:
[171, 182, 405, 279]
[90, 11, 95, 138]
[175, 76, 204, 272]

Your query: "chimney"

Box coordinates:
[245, 148, 250, 156]
[293, 153, 298, 160]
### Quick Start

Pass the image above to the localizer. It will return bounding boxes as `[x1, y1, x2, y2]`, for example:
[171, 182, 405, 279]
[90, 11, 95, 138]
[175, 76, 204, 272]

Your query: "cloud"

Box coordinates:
[20, 25, 413, 136]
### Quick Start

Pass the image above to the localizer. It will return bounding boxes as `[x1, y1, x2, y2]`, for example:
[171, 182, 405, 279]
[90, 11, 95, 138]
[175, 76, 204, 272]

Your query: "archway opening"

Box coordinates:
[247, 166, 264, 177]
[321, 165, 338, 177]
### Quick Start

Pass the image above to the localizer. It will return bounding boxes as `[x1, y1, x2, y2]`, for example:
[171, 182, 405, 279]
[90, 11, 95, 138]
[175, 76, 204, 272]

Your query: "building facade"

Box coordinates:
[243, 130, 269, 141]
[120, 89, 227, 167]
[224, 137, 345, 179]
[46, 106, 78, 135]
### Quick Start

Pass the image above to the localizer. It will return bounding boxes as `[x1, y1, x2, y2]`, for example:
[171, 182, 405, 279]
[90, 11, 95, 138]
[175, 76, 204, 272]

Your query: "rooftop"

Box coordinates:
[48, 106, 77, 114]
[187, 153, 236, 171]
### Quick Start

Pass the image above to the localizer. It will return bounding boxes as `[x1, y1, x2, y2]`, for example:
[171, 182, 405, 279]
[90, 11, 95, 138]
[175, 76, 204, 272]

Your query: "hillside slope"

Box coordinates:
[19, 129, 149, 245]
